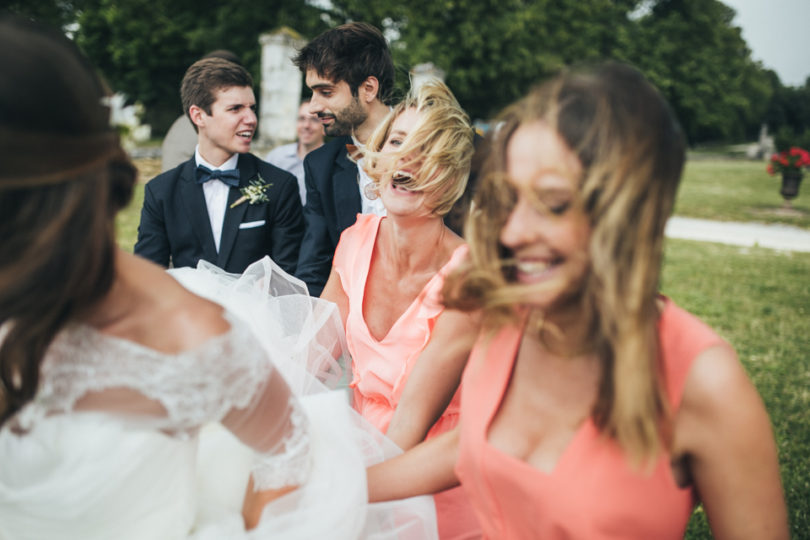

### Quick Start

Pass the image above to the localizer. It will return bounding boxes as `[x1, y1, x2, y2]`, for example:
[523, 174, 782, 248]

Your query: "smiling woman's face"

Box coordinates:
[377, 107, 431, 217]
[499, 120, 591, 309]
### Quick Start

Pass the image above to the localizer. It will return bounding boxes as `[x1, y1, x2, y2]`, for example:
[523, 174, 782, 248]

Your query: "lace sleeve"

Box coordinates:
[27, 312, 313, 488]
[29, 314, 264, 428]
[215, 319, 313, 489]
[245, 396, 312, 490]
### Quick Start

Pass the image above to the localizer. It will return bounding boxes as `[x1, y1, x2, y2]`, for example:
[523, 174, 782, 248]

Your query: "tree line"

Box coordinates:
[4, 0, 809, 149]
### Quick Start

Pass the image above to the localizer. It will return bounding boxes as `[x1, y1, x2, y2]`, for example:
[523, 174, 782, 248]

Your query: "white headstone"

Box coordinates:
[259, 28, 305, 146]
[759, 124, 775, 159]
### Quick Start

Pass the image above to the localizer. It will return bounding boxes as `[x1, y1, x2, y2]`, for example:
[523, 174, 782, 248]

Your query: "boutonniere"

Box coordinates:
[230, 175, 272, 208]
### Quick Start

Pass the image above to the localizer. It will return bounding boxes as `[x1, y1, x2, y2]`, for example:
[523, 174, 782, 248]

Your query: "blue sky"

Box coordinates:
[722, 0, 810, 87]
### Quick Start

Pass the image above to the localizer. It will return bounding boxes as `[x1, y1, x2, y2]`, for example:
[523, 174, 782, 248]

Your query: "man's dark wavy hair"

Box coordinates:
[294, 22, 395, 105]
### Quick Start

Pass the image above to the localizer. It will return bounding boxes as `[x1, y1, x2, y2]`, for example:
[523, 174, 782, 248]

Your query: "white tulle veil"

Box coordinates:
[169, 257, 438, 540]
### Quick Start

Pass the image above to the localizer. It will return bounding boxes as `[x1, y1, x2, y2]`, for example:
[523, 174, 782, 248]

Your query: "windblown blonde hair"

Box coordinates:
[360, 79, 474, 217]
[445, 62, 686, 464]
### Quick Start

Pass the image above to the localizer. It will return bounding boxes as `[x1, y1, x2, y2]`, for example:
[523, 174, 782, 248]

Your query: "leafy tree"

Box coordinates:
[1, 0, 82, 30]
[327, 0, 642, 121]
[73, 0, 328, 134]
[328, 0, 773, 145]
[627, 0, 772, 144]
[6, 0, 786, 147]
[764, 74, 810, 151]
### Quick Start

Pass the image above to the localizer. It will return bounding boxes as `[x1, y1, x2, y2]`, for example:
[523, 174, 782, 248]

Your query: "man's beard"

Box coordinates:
[321, 96, 368, 137]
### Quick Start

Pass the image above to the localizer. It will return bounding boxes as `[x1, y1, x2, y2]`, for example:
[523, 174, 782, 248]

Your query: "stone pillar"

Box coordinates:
[410, 62, 446, 90]
[259, 28, 305, 146]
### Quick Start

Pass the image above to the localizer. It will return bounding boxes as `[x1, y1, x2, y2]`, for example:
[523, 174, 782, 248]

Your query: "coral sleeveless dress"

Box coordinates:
[455, 298, 726, 539]
[333, 214, 482, 539]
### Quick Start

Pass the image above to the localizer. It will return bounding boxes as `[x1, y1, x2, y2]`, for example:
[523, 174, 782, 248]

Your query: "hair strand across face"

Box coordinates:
[444, 62, 686, 465]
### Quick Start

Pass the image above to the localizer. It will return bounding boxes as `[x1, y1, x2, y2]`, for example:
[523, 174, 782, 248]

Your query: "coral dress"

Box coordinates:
[333, 214, 482, 539]
[455, 298, 726, 539]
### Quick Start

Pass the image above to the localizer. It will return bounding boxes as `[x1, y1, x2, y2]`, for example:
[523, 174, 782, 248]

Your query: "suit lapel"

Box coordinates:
[217, 154, 254, 268]
[178, 160, 218, 262]
[333, 140, 362, 232]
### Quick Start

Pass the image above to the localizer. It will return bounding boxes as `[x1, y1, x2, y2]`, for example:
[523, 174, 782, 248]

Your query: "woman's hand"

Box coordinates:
[368, 426, 461, 502]
[241, 477, 299, 530]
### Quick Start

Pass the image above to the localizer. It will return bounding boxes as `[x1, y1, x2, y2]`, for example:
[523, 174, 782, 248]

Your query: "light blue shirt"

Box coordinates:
[265, 143, 305, 204]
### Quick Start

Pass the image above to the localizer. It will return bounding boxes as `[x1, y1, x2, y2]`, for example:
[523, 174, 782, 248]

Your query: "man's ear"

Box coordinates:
[189, 105, 205, 130]
[358, 76, 380, 104]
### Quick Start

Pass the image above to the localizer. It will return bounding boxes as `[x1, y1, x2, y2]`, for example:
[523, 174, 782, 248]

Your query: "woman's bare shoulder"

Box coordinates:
[154, 284, 230, 352]
[672, 342, 770, 458]
[100, 254, 231, 354]
[678, 343, 748, 413]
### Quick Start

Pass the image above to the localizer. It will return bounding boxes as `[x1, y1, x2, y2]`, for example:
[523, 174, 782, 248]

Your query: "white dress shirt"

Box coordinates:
[195, 147, 239, 253]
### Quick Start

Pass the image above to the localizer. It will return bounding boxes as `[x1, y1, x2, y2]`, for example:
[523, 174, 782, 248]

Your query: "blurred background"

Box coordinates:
[3, 1, 809, 538]
[3, 0, 809, 152]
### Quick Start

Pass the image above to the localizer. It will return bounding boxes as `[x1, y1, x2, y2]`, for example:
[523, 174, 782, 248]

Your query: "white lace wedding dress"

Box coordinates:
[0, 258, 437, 540]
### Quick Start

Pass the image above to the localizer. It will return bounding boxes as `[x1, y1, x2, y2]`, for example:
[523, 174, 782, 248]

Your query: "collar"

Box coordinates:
[195, 146, 239, 171]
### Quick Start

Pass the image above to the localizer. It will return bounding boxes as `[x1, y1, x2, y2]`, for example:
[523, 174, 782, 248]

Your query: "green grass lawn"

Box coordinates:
[662, 240, 810, 538]
[118, 158, 808, 536]
[676, 159, 810, 228]
[116, 183, 144, 252]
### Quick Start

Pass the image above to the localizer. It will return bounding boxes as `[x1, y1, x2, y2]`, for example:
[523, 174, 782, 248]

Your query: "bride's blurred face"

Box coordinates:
[499, 121, 591, 309]
[378, 107, 430, 218]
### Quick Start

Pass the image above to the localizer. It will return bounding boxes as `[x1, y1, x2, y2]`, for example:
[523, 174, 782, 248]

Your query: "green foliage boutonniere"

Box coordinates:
[230, 175, 272, 208]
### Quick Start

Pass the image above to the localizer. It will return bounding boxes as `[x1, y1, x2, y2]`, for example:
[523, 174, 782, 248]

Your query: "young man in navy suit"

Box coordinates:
[135, 58, 304, 274]
[293, 22, 394, 296]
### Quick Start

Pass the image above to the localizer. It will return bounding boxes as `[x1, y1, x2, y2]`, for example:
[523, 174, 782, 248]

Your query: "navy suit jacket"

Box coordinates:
[134, 153, 304, 275]
[295, 136, 361, 296]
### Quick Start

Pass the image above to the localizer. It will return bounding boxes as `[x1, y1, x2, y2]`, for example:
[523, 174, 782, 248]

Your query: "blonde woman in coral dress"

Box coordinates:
[368, 63, 788, 539]
[321, 80, 482, 539]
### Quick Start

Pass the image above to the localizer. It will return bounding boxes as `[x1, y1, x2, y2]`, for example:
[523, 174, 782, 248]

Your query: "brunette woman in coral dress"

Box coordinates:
[368, 63, 788, 539]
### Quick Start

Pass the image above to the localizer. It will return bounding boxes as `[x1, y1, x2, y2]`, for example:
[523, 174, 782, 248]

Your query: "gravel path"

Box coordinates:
[666, 216, 810, 253]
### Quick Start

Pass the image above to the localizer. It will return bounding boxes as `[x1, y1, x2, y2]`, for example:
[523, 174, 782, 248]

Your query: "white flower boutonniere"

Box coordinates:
[230, 175, 272, 208]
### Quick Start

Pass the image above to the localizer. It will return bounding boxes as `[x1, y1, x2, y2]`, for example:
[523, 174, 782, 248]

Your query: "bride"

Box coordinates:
[0, 15, 435, 540]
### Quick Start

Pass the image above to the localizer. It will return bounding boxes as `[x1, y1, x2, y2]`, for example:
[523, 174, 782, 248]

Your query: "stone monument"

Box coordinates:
[259, 28, 305, 147]
[747, 123, 776, 160]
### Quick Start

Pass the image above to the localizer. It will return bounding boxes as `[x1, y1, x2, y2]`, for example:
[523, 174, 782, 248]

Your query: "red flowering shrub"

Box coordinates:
[767, 147, 810, 175]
